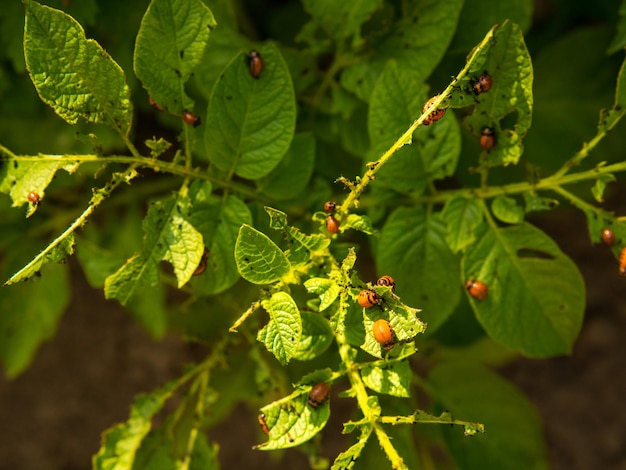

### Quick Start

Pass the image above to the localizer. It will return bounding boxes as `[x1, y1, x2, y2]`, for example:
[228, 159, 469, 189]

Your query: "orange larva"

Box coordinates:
[193, 247, 210, 276]
[372, 319, 396, 350]
[248, 50, 264, 79]
[326, 215, 340, 234]
[422, 95, 446, 126]
[27, 192, 40, 205]
[358, 289, 380, 308]
[472, 72, 493, 95]
[619, 247, 626, 277]
[376, 275, 395, 293]
[182, 110, 201, 127]
[480, 127, 496, 151]
[601, 228, 615, 247]
[465, 279, 488, 300]
[258, 413, 269, 435]
[308, 382, 330, 408]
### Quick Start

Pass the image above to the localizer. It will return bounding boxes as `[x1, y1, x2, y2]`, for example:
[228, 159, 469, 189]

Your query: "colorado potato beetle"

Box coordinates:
[619, 247, 626, 277]
[465, 279, 488, 300]
[372, 319, 396, 350]
[480, 127, 496, 151]
[182, 111, 201, 127]
[376, 275, 395, 293]
[308, 382, 330, 408]
[27, 192, 40, 205]
[358, 289, 381, 308]
[326, 215, 340, 234]
[148, 96, 164, 112]
[601, 228, 615, 247]
[422, 95, 446, 126]
[248, 50, 264, 79]
[472, 72, 493, 95]
[323, 201, 336, 213]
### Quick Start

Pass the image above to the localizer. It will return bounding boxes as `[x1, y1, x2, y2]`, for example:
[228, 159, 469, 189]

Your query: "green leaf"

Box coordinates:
[257, 292, 302, 364]
[301, 0, 382, 41]
[23, 0, 132, 134]
[304, 277, 341, 311]
[134, 0, 216, 113]
[524, 28, 617, 172]
[447, 0, 533, 53]
[5, 233, 75, 285]
[463, 222, 585, 357]
[205, 43, 296, 179]
[341, 0, 463, 101]
[256, 381, 331, 450]
[331, 439, 367, 470]
[104, 195, 204, 304]
[189, 191, 252, 295]
[608, 0, 626, 54]
[463, 21, 534, 166]
[0, 156, 78, 216]
[491, 195, 524, 224]
[255, 132, 315, 200]
[598, 55, 626, 132]
[0, 263, 69, 377]
[341, 214, 375, 235]
[523, 192, 558, 213]
[235, 224, 291, 284]
[441, 196, 484, 253]
[591, 172, 616, 202]
[376, 206, 461, 334]
[126, 284, 167, 339]
[264, 206, 330, 267]
[368, 61, 460, 195]
[292, 311, 333, 361]
[361, 360, 411, 397]
[427, 361, 549, 470]
[93, 379, 180, 470]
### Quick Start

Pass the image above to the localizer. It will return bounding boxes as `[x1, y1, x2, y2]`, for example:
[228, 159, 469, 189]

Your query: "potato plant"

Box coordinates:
[1, 0, 626, 469]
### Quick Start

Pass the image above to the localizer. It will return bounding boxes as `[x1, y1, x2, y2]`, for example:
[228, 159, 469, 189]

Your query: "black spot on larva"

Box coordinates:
[13, 161, 18, 168]
[179, 50, 184, 58]
[175, 69, 181, 77]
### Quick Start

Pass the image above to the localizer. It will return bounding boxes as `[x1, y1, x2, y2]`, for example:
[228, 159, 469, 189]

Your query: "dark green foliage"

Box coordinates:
[2, 0, 626, 468]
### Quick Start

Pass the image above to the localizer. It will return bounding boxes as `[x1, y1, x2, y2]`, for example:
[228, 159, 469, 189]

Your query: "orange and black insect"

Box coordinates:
[182, 110, 201, 127]
[422, 95, 446, 126]
[358, 289, 381, 308]
[372, 319, 396, 350]
[480, 127, 496, 151]
[258, 413, 269, 435]
[376, 275, 395, 293]
[193, 247, 210, 276]
[148, 96, 164, 112]
[326, 215, 340, 234]
[472, 72, 493, 95]
[601, 228, 615, 247]
[619, 247, 626, 277]
[323, 201, 336, 213]
[248, 50, 264, 79]
[27, 192, 40, 205]
[465, 279, 488, 300]
[308, 382, 330, 408]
